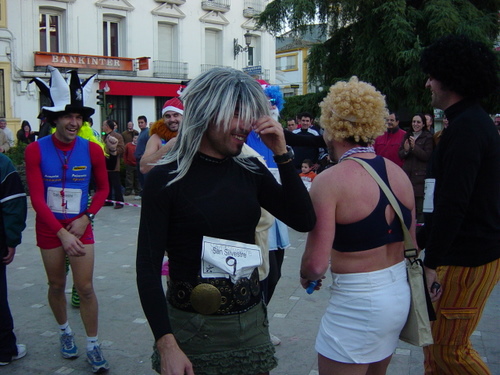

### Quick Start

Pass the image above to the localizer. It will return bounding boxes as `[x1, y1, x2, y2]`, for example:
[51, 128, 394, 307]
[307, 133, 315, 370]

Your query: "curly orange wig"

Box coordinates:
[320, 76, 388, 144]
[149, 119, 178, 141]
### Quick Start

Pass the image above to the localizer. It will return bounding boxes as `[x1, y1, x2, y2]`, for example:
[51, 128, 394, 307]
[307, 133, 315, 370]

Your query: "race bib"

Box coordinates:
[201, 236, 262, 282]
[423, 178, 435, 213]
[47, 187, 83, 215]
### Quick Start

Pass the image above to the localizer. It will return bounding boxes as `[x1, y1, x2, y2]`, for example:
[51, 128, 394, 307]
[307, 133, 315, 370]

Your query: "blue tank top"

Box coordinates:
[39, 136, 91, 220]
[333, 156, 412, 252]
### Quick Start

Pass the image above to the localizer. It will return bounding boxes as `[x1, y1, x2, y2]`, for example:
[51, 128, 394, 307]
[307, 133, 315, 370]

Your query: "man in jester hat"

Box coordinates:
[26, 66, 110, 373]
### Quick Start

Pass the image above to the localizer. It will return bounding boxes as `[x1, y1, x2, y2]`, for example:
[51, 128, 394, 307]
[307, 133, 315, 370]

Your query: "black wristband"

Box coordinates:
[273, 145, 294, 164]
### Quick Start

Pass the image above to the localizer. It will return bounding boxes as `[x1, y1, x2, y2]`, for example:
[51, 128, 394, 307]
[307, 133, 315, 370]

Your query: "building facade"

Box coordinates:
[0, 0, 275, 134]
[275, 25, 326, 97]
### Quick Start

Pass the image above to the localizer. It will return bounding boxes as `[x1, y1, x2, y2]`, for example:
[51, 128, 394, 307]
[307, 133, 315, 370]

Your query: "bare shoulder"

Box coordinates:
[146, 134, 161, 146]
[311, 163, 350, 196]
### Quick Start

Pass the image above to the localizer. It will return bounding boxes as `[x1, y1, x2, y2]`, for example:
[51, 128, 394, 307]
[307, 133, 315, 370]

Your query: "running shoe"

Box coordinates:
[60, 332, 78, 359]
[0, 344, 27, 365]
[270, 333, 281, 346]
[87, 345, 110, 373]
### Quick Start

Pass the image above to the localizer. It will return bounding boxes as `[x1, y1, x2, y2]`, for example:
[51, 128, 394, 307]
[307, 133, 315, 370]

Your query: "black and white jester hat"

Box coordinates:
[31, 66, 96, 119]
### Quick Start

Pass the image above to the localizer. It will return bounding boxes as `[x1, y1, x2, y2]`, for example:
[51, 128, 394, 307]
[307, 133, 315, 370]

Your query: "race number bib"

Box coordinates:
[423, 178, 435, 213]
[201, 236, 262, 282]
[47, 187, 82, 215]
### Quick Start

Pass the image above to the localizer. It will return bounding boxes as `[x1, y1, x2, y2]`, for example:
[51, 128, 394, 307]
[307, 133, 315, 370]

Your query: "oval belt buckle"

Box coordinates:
[190, 283, 222, 315]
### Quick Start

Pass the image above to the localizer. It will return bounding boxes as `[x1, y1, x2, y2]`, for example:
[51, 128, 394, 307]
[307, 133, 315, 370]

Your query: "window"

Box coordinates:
[276, 55, 297, 70]
[247, 35, 260, 67]
[39, 11, 60, 52]
[0, 0, 6, 28]
[105, 96, 132, 131]
[0, 69, 5, 118]
[205, 29, 221, 66]
[248, 47, 254, 66]
[103, 19, 120, 57]
[158, 23, 177, 61]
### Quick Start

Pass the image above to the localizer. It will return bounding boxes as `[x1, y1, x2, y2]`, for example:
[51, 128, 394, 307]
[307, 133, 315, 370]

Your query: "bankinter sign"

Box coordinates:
[34, 52, 134, 71]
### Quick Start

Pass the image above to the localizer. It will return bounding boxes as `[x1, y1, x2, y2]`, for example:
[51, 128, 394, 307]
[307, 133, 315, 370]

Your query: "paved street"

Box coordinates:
[4, 197, 500, 374]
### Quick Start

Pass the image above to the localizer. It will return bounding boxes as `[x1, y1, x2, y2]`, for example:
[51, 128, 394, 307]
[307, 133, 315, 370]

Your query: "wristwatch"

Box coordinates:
[85, 212, 95, 222]
[273, 146, 294, 164]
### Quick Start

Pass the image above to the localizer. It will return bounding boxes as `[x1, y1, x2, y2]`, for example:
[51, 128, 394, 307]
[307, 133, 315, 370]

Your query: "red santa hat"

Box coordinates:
[162, 97, 184, 116]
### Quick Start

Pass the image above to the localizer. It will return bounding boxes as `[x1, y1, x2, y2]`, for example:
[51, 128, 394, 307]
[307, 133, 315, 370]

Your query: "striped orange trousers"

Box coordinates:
[424, 258, 500, 374]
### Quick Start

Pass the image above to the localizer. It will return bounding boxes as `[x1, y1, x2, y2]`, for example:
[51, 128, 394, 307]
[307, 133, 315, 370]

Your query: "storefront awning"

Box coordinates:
[99, 80, 184, 97]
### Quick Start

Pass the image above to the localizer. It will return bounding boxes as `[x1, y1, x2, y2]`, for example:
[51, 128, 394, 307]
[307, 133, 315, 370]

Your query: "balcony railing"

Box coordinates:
[98, 69, 137, 77]
[243, 0, 264, 18]
[201, 63, 230, 73]
[201, 0, 230, 12]
[153, 60, 189, 79]
[277, 64, 298, 71]
[154, 0, 186, 4]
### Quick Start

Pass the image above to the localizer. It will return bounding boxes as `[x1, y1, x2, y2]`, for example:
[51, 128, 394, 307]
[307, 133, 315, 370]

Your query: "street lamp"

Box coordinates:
[233, 31, 252, 59]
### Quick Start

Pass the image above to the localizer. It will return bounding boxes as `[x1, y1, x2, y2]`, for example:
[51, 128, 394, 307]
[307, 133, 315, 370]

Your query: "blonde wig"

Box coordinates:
[320, 76, 388, 144]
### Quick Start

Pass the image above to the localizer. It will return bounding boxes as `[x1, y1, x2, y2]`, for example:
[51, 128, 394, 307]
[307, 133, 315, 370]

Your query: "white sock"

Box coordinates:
[87, 336, 99, 351]
[59, 322, 72, 335]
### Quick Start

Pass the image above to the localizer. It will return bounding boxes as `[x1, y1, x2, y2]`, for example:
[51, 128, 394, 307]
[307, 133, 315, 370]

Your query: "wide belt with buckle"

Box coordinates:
[167, 268, 261, 315]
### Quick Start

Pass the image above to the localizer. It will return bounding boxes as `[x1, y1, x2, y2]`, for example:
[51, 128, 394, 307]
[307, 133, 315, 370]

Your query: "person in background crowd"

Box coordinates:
[35, 116, 53, 139]
[134, 115, 149, 198]
[373, 112, 406, 167]
[299, 158, 317, 191]
[16, 120, 36, 145]
[102, 120, 125, 209]
[0, 153, 27, 367]
[286, 118, 298, 132]
[123, 135, 141, 197]
[140, 98, 183, 174]
[291, 112, 320, 171]
[398, 113, 433, 222]
[0, 119, 14, 147]
[425, 113, 435, 134]
[121, 121, 138, 144]
[247, 84, 291, 346]
[420, 34, 500, 375]
[433, 116, 448, 146]
[0, 131, 9, 153]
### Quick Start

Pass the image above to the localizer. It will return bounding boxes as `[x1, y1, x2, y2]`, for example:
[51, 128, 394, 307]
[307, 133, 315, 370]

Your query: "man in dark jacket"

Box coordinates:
[420, 34, 500, 375]
[0, 153, 27, 366]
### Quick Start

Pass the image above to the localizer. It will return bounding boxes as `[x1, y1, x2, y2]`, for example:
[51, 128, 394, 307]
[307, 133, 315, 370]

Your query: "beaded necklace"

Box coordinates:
[338, 146, 375, 163]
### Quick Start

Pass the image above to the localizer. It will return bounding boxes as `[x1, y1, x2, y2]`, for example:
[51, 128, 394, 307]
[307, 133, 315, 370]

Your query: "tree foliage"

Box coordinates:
[259, 0, 500, 113]
[280, 91, 329, 121]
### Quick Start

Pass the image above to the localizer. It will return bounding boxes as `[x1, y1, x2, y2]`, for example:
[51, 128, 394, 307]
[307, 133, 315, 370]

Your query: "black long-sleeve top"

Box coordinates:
[136, 153, 316, 340]
[424, 99, 500, 269]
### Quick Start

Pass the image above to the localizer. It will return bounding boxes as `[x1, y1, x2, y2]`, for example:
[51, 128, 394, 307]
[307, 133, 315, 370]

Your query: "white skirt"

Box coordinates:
[315, 260, 410, 364]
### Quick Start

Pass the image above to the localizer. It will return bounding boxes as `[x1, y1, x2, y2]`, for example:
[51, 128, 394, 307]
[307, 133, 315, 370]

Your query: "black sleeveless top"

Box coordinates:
[333, 156, 412, 252]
